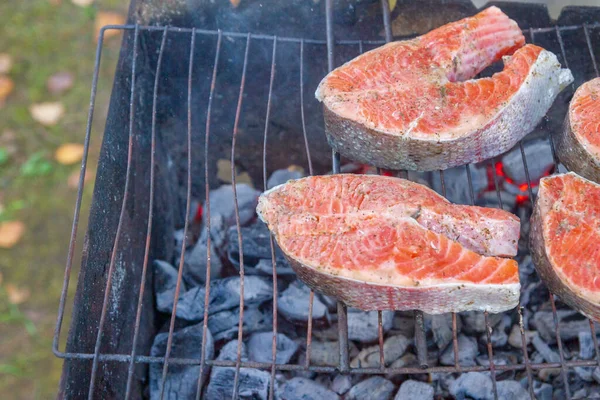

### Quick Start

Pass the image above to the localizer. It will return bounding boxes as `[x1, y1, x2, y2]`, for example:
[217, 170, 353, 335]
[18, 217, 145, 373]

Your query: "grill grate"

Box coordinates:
[54, 1, 600, 399]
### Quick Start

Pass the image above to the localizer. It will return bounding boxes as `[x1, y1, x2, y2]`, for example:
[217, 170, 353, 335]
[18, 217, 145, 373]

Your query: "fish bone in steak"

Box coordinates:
[554, 77, 600, 183]
[315, 6, 573, 171]
[530, 172, 600, 322]
[257, 174, 520, 314]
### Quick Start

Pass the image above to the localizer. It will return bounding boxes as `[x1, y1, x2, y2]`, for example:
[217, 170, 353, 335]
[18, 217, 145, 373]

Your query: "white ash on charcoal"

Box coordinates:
[330, 374, 353, 396]
[532, 335, 561, 364]
[266, 167, 304, 189]
[204, 184, 260, 228]
[532, 309, 600, 343]
[227, 221, 295, 277]
[208, 305, 273, 342]
[477, 190, 516, 211]
[440, 334, 479, 367]
[346, 376, 395, 400]
[182, 233, 223, 286]
[277, 280, 328, 324]
[495, 380, 529, 400]
[155, 275, 272, 321]
[277, 377, 340, 400]
[385, 352, 418, 381]
[475, 352, 515, 368]
[247, 331, 298, 365]
[578, 331, 596, 359]
[350, 334, 410, 368]
[478, 314, 510, 348]
[508, 324, 538, 349]
[347, 309, 394, 343]
[460, 311, 503, 334]
[427, 313, 461, 350]
[431, 165, 487, 205]
[594, 367, 600, 384]
[205, 340, 271, 400]
[391, 311, 416, 338]
[574, 366, 595, 382]
[396, 380, 434, 400]
[476, 353, 518, 381]
[316, 293, 339, 313]
[449, 372, 493, 400]
[502, 139, 554, 185]
[150, 323, 214, 400]
[313, 375, 333, 390]
[532, 380, 553, 400]
[153, 260, 185, 313]
[300, 340, 359, 367]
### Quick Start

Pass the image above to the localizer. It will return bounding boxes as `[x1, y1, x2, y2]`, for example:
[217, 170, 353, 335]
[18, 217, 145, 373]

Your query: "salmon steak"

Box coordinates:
[257, 174, 521, 313]
[554, 78, 600, 183]
[530, 173, 600, 322]
[315, 6, 573, 171]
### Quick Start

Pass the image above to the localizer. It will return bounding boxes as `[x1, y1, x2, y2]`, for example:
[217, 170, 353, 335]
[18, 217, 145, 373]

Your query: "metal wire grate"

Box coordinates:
[53, 1, 600, 399]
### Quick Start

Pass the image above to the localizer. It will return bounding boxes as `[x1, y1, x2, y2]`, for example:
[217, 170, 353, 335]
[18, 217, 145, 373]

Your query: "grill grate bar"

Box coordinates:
[550, 294, 572, 399]
[195, 29, 223, 400]
[52, 22, 105, 358]
[584, 24, 600, 76]
[125, 26, 168, 400]
[230, 33, 252, 400]
[261, 36, 278, 400]
[87, 25, 140, 400]
[517, 304, 535, 399]
[55, 349, 600, 370]
[517, 144, 536, 399]
[299, 40, 317, 373]
[326, 0, 350, 374]
[299, 40, 314, 176]
[377, 0, 392, 373]
[484, 311, 499, 400]
[95, 22, 600, 45]
[159, 26, 192, 400]
[380, 0, 393, 43]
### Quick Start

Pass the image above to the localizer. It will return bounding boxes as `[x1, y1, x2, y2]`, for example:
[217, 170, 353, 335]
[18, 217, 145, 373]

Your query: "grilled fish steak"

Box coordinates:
[258, 175, 520, 313]
[554, 77, 600, 183]
[315, 6, 573, 171]
[530, 173, 600, 322]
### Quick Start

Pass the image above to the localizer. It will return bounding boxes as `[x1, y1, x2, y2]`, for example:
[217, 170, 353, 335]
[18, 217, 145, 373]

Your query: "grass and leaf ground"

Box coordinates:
[0, 1, 127, 398]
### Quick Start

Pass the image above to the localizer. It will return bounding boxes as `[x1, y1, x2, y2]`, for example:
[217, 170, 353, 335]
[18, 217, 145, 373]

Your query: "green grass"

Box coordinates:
[0, 1, 126, 398]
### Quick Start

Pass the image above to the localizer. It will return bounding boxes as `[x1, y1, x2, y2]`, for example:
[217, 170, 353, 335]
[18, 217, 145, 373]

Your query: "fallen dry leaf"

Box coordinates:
[55, 143, 85, 165]
[388, 0, 397, 11]
[0, 54, 12, 74]
[217, 159, 254, 187]
[95, 11, 126, 41]
[71, 0, 93, 6]
[0, 76, 14, 106]
[47, 71, 75, 95]
[29, 102, 65, 126]
[67, 168, 93, 189]
[0, 220, 25, 248]
[5, 284, 31, 305]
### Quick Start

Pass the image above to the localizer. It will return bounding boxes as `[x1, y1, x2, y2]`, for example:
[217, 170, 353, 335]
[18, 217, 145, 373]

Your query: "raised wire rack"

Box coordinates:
[53, 0, 600, 399]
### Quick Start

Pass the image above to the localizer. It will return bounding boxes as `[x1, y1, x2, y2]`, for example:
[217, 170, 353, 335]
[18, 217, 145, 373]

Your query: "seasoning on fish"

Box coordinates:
[258, 174, 521, 314]
[315, 6, 573, 171]
[554, 77, 600, 183]
[530, 172, 600, 322]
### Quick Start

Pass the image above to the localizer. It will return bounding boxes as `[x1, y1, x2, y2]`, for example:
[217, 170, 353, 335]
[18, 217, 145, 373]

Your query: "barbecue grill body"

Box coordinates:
[56, 0, 600, 398]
